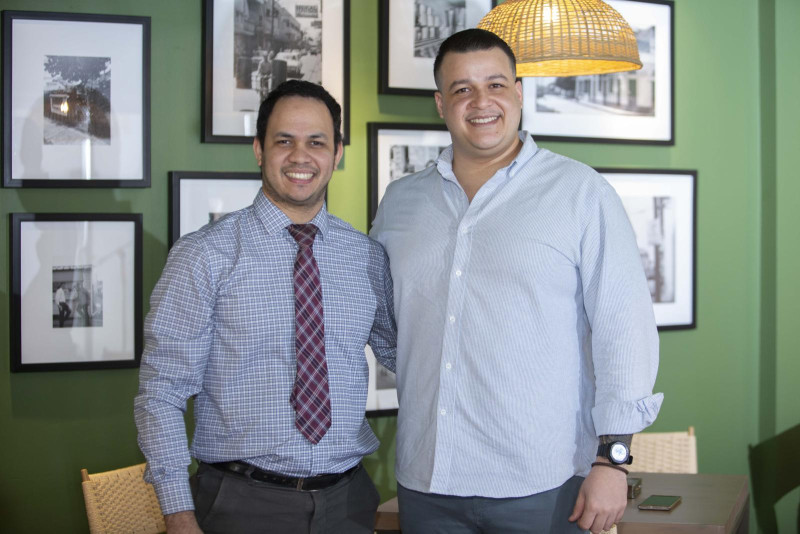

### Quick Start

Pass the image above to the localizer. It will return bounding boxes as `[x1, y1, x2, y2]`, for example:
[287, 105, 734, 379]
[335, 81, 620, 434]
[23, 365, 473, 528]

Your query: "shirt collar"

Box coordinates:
[436, 131, 539, 184]
[252, 190, 330, 239]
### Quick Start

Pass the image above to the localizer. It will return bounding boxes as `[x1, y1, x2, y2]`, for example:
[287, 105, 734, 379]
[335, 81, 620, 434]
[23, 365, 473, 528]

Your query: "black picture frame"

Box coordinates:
[169, 170, 262, 247]
[2, 10, 151, 187]
[203, 0, 350, 144]
[521, 0, 675, 145]
[378, 0, 498, 96]
[597, 168, 697, 330]
[367, 122, 450, 228]
[10, 213, 143, 372]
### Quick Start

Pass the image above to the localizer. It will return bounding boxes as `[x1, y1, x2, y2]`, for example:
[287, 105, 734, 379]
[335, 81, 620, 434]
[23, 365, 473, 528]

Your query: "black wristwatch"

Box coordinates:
[597, 441, 633, 465]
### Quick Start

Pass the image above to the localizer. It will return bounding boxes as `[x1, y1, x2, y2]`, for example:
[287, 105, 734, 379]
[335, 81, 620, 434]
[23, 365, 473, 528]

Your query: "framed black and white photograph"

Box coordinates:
[367, 122, 451, 226]
[170, 171, 262, 247]
[379, 0, 496, 96]
[10, 213, 143, 372]
[599, 169, 696, 330]
[522, 0, 673, 145]
[204, 0, 350, 143]
[2, 11, 150, 187]
[365, 346, 398, 417]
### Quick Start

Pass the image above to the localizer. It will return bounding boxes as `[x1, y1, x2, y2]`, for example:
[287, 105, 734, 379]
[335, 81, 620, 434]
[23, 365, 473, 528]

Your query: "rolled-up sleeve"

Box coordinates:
[580, 183, 664, 435]
[133, 236, 215, 515]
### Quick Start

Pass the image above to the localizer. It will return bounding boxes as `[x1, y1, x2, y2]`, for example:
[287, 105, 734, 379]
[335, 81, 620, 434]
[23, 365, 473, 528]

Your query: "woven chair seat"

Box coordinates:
[81, 463, 166, 534]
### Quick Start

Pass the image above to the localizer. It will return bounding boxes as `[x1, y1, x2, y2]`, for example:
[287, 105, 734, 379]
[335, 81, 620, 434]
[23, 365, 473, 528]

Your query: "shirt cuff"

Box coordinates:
[591, 392, 664, 436]
[151, 474, 195, 516]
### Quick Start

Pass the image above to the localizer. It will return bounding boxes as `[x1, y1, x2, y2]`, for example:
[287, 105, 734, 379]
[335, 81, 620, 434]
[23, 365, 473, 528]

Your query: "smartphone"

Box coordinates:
[637, 494, 682, 511]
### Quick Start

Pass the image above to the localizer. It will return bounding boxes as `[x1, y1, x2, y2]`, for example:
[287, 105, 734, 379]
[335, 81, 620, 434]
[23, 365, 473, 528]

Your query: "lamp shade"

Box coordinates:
[477, 0, 642, 77]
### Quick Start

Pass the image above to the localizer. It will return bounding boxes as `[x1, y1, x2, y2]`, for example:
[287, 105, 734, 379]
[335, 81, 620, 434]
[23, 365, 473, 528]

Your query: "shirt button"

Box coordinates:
[461, 227, 469, 235]
[449, 315, 455, 323]
[445, 363, 452, 370]
[440, 409, 447, 415]
[455, 270, 462, 277]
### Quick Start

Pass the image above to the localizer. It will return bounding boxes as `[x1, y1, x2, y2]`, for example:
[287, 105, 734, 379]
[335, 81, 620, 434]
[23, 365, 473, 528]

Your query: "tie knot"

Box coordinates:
[288, 224, 318, 249]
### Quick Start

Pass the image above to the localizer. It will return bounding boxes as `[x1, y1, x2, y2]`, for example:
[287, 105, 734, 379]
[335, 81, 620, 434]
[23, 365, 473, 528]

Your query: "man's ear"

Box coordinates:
[252, 138, 263, 166]
[434, 92, 444, 119]
[334, 141, 344, 169]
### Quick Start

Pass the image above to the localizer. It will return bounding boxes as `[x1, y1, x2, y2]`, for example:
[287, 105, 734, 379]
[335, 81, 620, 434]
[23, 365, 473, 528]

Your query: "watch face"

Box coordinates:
[610, 443, 628, 463]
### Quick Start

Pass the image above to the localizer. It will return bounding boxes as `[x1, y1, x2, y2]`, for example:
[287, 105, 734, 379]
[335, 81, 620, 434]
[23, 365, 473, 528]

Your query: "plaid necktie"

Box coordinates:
[287, 224, 331, 444]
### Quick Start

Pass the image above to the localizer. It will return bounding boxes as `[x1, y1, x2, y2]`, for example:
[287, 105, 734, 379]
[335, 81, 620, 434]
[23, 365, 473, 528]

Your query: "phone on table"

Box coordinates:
[637, 494, 682, 511]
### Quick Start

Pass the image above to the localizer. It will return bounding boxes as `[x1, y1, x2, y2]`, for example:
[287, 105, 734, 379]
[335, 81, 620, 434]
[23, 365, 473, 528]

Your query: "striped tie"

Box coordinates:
[287, 224, 331, 444]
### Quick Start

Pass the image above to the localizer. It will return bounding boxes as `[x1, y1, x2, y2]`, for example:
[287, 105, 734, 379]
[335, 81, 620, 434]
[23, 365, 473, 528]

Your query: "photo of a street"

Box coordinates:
[619, 195, 676, 304]
[43, 55, 111, 145]
[389, 144, 447, 181]
[233, 0, 323, 112]
[534, 25, 656, 117]
[414, 0, 467, 58]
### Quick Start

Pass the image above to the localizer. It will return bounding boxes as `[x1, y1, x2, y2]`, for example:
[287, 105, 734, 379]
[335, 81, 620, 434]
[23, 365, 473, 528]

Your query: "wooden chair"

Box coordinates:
[630, 426, 698, 474]
[748, 423, 800, 534]
[81, 463, 166, 534]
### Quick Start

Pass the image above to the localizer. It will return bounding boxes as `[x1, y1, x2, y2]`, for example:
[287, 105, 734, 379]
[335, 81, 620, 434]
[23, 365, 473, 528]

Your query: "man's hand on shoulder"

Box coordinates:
[165, 510, 202, 534]
[568, 461, 627, 533]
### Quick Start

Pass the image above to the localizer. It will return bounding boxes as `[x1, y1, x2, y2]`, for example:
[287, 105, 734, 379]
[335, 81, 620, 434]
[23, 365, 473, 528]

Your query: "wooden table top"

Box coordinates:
[618, 472, 749, 533]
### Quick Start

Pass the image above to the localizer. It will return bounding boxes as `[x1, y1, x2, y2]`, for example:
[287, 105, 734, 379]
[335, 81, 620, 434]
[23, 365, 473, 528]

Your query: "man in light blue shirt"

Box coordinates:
[135, 81, 396, 534]
[370, 29, 663, 534]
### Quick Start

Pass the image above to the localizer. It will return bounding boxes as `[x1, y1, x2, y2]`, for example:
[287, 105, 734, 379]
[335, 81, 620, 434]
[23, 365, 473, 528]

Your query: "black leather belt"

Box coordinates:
[208, 461, 360, 491]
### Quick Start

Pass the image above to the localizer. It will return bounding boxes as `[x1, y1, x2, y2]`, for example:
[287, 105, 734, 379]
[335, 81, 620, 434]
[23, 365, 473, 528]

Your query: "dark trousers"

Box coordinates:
[397, 476, 588, 534]
[190, 462, 380, 534]
[57, 303, 70, 327]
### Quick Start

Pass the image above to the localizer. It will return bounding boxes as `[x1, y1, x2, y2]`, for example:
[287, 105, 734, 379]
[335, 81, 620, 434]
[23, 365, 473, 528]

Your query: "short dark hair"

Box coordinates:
[433, 28, 517, 90]
[255, 79, 342, 150]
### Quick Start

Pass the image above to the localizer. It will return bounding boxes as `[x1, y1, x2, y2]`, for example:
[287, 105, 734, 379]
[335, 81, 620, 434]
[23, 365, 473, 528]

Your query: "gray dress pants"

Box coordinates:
[190, 462, 380, 534]
[397, 475, 589, 534]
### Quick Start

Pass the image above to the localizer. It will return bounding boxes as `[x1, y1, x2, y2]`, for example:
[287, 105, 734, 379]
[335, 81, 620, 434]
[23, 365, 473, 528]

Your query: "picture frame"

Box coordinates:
[522, 0, 674, 145]
[598, 169, 696, 330]
[2, 11, 151, 187]
[203, 0, 350, 144]
[367, 122, 451, 228]
[379, 0, 497, 96]
[169, 170, 262, 247]
[365, 346, 399, 417]
[10, 213, 143, 372]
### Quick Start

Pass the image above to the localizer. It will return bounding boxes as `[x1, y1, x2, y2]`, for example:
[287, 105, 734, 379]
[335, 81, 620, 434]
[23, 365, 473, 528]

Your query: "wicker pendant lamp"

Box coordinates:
[477, 0, 642, 77]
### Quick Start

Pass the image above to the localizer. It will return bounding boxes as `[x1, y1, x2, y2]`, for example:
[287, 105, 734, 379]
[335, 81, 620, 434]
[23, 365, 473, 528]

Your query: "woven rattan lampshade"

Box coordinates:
[478, 0, 642, 77]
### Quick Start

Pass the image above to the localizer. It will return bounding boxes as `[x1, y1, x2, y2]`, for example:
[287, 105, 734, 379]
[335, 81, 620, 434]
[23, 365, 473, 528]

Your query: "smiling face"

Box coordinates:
[252, 95, 343, 223]
[434, 47, 523, 164]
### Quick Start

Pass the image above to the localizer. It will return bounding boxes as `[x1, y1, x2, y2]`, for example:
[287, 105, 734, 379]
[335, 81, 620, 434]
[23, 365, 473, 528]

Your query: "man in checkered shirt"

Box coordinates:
[135, 80, 396, 534]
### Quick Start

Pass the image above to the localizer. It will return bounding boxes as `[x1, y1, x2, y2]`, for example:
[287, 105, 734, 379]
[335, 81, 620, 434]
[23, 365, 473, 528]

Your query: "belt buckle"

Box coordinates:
[296, 477, 305, 491]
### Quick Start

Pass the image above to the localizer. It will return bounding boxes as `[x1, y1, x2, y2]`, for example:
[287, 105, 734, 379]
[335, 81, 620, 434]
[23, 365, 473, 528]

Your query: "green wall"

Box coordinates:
[774, 0, 800, 529]
[0, 1, 795, 532]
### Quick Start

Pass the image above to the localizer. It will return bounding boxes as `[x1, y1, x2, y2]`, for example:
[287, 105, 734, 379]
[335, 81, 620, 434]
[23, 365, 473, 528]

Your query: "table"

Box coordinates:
[375, 473, 750, 533]
[619, 473, 749, 533]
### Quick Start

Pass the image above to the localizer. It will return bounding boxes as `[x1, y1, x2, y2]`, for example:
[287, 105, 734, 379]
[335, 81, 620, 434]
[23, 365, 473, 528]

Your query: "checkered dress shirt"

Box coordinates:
[134, 192, 397, 515]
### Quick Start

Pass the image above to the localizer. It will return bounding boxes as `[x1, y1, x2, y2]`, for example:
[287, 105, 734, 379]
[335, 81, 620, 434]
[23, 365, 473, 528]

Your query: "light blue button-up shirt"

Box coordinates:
[135, 192, 396, 514]
[371, 132, 662, 498]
